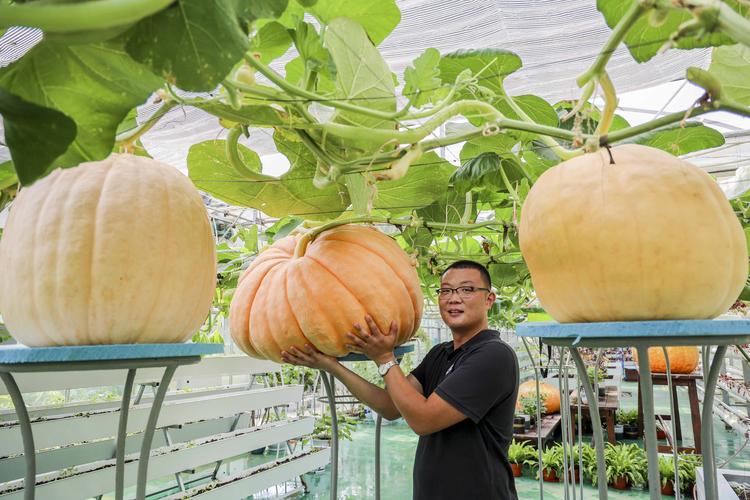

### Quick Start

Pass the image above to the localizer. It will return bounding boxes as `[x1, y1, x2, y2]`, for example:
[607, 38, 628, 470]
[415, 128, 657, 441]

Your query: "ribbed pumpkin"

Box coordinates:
[0, 154, 216, 346]
[229, 225, 423, 362]
[516, 380, 561, 413]
[519, 144, 747, 322]
[633, 346, 700, 374]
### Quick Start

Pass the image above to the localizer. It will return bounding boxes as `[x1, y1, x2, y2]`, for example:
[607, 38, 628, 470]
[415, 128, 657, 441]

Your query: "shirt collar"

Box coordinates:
[444, 329, 496, 360]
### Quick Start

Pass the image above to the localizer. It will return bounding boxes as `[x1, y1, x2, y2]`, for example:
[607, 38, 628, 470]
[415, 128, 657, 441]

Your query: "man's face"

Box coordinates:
[438, 268, 495, 331]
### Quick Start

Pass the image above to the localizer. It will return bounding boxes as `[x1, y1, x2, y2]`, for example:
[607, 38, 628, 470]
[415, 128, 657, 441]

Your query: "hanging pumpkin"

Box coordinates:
[0, 154, 216, 346]
[516, 380, 561, 414]
[230, 224, 423, 362]
[633, 346, 700, 374]
[519, 144, 747, 323]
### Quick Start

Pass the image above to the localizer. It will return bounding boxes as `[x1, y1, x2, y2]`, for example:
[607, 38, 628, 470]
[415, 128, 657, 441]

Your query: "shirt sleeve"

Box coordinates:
[434, 342, 518, 423]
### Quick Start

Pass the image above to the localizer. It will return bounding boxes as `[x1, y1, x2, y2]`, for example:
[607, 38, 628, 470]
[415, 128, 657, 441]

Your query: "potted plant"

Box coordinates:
[579, 442, 598, 484]
[519, 393, 547, 427]
[678, 452, 702, 494]
[659, 455, 676, 496]
[536, 444, 563, 482]
[617, 409, 639, 439]
[604, 443, 647, 490]
[587, 366, 608, 398]
[507, 439, 536, 477]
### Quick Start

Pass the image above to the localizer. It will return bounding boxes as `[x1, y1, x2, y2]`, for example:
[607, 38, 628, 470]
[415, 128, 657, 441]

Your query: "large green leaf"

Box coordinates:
[459, 134, 519, 165]
[495, 95, 559, 140]
[278, 0, 400, 45]
[418, 187, 476, 225]
[439, 49, 522, 94]
[233, 0, 288, 28]
[187, 138, 349, 219]
[0, 89, 77, 185]
[597, 0, 748, 63]
[628, 122, 725, 156]
[324, 17, 396, 154]
[374, 152, 455, 215]
[125, 0, 248, 91]
[403, 48, 448, 107]
[249, 21, 293, 63]
[708, 44, 750, 105]
[192, 101, 291, 127]
[0, 41, 161, 171]
[0, 161, 18, 191]
[451, 153, 526, 193]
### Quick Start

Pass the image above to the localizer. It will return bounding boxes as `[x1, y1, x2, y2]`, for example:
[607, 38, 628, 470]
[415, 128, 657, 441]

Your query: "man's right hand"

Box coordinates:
[280, 344, 339, 372]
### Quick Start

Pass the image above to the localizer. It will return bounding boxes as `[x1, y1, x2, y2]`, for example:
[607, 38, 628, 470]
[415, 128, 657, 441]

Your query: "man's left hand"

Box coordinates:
[345, 315, 397, 365]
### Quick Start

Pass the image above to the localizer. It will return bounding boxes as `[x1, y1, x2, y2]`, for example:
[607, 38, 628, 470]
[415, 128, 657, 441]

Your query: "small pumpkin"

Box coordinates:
[516, 380, 561, 414]
[519, 144, 747, 322]
[229, 224, 423, 362]
[633, 346, 700, 374]
[0, 154, 216, 346]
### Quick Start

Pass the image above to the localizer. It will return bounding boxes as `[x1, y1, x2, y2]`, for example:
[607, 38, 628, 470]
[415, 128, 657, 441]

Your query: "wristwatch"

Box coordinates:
[378, 359, 399, 377]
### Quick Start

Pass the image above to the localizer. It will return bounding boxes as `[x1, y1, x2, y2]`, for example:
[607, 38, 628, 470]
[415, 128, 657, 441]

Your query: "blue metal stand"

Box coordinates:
[0, 343, 223, 500]
[318, 343, 415, 500]
[517, 319, 750, 500]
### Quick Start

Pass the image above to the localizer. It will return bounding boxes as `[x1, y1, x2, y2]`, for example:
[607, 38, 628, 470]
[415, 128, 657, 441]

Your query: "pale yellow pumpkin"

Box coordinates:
[519, 144, 747, 322]
[0, 154, 216, 346]
[633, 346, 700, 374]
[229, 225, 423, 362]
[516, 380, 561, 413]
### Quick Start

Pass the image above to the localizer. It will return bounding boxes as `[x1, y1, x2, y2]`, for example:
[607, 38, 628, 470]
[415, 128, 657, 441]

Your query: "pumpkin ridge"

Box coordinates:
[282, 263, 307, 349]
[52, 170, 76, 344]
[320, 235, 418, 325]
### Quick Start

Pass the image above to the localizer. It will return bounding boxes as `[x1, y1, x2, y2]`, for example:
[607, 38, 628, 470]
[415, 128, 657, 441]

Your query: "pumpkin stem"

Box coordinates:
[294, 232, 314, 258]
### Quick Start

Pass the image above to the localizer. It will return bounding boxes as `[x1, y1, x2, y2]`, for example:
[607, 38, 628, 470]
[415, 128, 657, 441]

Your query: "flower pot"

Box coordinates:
[612, 475, 629, 490]
[624, 424, 639, 439]
[657, 428, 667, 440]
[661, 480, 675, 496]
[513, 422, 526, 433]
[565, 467, 581, 484]
[511, 463, 523, 477]
[598, 386, 606, 398]
[542, 468, 559, 482]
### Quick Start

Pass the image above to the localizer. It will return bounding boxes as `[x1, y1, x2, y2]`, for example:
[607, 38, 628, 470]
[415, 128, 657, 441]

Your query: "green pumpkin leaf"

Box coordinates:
[628, 122, 725, 156]
[0, 41, 161, 172]
[374, 151, 456, 216]
[192, 101, 291, 127]
[249, 21, 293, 63]
[459, 134, 519, 165]
[187, 137, 349, 219]
[418, 187, 476, 225]
[265, 215, 304, 241]
[439, 49, 522, 94]
[0, 89, 77, 185]
[403, 48, 448, 108]
[495, 95, 559, 140]
[596, 0, 748, 63]
[399, 227, 434, 256]
[451, 153, 526, 193]
[233, 0, 288, 26]
[284, 56, 336, 93]
[125, 0, 248, 91]
[708, 44, 750, 105]
[324, 17, 396, 156]
[488, 262, 520, 288]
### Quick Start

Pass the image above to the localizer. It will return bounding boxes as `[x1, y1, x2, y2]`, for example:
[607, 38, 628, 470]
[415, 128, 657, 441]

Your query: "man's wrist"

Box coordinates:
[374, 353, 396, 366]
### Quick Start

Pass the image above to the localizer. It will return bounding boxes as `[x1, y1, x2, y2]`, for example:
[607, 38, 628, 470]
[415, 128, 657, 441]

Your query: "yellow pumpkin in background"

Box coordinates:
[516, 380, 561, 414]
[229, 224, 424, 362]
[519, 144, 748, 323]
[0, 154, 217, 346]
[633, 346, 700, 374]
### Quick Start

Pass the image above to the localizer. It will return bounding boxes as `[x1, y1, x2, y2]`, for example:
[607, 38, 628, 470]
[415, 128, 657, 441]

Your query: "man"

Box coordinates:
[281, 260, 519, 499]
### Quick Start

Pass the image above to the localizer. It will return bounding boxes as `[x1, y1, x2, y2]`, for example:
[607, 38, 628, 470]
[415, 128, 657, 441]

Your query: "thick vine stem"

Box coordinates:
[225, 127, 267, 180]
[576, 1, 651, 87]
[652, 0, 750, 48]
[115, 99, 177, 149]
[0, 0, 175, 31]
[594, 71, 618, 136]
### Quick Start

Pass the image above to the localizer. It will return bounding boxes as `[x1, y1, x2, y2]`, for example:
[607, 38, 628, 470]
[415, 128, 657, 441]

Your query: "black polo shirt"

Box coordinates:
[410, 329, 519, 500]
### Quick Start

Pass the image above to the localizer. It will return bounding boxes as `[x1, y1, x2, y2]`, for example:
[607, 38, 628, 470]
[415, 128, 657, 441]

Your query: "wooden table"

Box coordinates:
[513, 414, 562, 448]
[570, 387, 620, 444]
[635, 371, 703, 453]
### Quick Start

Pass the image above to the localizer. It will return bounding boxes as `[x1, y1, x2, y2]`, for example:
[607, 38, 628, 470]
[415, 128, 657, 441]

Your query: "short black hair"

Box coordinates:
[442, 260, 492, 288]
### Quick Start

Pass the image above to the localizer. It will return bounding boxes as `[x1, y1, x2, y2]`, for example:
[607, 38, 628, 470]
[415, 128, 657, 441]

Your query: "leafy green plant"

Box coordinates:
[312, 412, 359, 441]
[677, 452, 703, 493]
[587, 366, 608, 386]
[508, 439, 536, 465]
[519, 392, 547, 419]
[616, 409, 638, 426]
[532, 443, 564, 478]
[658, 455, 676, 487]
[601, 443, 647, 488]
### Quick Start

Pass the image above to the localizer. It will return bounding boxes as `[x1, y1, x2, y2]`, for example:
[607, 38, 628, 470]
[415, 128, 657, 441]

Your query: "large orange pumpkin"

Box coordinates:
[0, 154, 216, 346]
[516, 380, 561, 414]
[519, 144, 747, 322]
[633, 346, 700, 374]
[229, 225, 423, 362]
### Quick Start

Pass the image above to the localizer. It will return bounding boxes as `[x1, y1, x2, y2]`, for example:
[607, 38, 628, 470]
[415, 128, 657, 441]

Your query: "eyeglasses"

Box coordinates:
[436, 286, 491, 299]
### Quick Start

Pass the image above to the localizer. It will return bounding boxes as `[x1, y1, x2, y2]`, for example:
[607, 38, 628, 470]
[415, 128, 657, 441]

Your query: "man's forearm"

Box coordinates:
[383, 366, 431, 434]
[327, 362, 400, 420]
